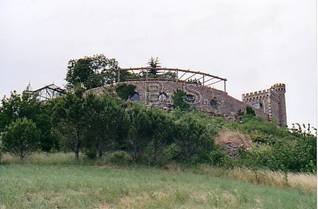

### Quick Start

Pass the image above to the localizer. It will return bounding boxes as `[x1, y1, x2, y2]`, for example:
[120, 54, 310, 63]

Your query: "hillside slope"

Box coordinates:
[0, 163, 316, 209]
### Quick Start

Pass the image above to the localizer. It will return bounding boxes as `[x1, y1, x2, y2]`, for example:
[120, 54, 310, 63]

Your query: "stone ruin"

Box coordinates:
[89, 67, 287, 126]
[32, 67, 287, 126]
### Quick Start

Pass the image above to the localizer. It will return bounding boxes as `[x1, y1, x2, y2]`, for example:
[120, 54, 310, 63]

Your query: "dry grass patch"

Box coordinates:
[1, 152, 77, 164]
[98, 202, 111, 209]
[288, 173, 317, 192]
[116, 191, 170, 209]
[198, 166, 316, 192]
[215, 130, 252, 149]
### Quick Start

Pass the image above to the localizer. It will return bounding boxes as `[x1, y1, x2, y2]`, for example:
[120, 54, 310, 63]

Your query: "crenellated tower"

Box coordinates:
[242, 83, 287, 126]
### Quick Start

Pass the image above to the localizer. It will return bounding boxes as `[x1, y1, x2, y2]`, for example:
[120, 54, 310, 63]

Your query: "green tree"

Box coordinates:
[66, 54, 120, 89]
[35, 104, 59, 152]
[145, 109, 174, 165]
[0, 91, 40, 131]
[174, 115, 213, 163]
[0, 90, 58, 152]
[172, 89, 190, 111]
[125, 105, 152, 161]
[245, 106, 256, 117]
[2, 118, 40, 159]
[0, 134, 3, 163]
[84, 94, 128, 158]
[115, 83, 136, 100]
[52, 90, 87, 160]
[148, 57, 160, 76]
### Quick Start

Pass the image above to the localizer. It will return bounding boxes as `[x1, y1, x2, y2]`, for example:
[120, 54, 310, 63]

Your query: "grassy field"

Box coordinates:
[0, 153, 316, 209]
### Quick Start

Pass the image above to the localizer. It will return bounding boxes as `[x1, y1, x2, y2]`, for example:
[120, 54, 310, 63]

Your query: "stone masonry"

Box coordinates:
[91, 80, 275, 122]
[242, 83, 287, 126]
[88, 79, 286, 126]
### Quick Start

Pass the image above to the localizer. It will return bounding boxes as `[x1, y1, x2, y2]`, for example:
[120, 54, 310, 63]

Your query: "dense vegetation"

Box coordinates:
[0, 88, 316, 173]
[0, 55, 316, 173]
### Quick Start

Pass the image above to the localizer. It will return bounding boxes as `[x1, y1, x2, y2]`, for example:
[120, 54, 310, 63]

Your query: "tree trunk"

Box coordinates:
[19, 145, 25, 160]
[75, 148, 79, 160]
[75, 129, 80, 160]
[134, 146, 137, 162]
[98, 143, 103, 158]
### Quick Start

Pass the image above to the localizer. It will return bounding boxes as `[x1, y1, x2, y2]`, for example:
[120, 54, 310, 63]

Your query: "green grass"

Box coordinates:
[0, 162, 316, 209]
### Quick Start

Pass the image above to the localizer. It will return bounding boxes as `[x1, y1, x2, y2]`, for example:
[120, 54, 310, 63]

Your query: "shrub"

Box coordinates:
[109, 151, 132, 165]
[174, 115, 213, 164]
[143, 141, 178, 166]
[115, 83, 136, 100]
[270, 136, 317, 172]
[85, 149, 97, 159]
[238, 135, 317, 173]
[245, 106, 256, 116]
[145, 109, 175, 165]
[172, 89, 190, 111]
[2, 118, 40, 159]
[162, 143, 181, 163]
[239, 145, 274, 169]
[0, 139, 2, 163]
[208, 147, 230, 167]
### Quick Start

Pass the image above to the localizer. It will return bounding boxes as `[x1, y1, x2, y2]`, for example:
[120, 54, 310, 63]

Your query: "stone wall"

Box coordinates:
[88, 80, 280, 123]
[242, 83, 287, 126]
[119, 80, 267, 120]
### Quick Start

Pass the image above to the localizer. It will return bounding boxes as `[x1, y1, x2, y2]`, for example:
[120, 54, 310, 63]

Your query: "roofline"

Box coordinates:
[119, 67, 227, 81]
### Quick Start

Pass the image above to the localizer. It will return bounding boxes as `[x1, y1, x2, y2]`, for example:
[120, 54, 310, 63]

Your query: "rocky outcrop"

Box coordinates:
[215, 130, 252, 158]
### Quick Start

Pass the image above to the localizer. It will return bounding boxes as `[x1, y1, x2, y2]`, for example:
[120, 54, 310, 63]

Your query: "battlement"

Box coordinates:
[271, 83, 285, 88]
[242, 83, 287, 126]
[270, 83, 286, 93]
[242, 83, 286, 99]
[242, 89, 270, 98]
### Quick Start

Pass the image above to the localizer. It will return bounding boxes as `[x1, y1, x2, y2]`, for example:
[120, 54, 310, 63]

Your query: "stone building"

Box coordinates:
[89, 67, 287, 126]
[242, 83, 287, 126]
[32, 67, 287, 126]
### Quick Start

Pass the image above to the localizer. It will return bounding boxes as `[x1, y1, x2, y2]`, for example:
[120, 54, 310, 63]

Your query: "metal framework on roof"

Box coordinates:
[118, 67, 227, 92]
[31, 84, 66, 101]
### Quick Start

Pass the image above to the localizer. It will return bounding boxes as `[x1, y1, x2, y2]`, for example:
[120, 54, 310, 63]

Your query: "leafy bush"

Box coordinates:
[208, 148, 230, 167]
[109, 151, 132, 165]
[0, 91, 59, 152]
[239, 145, 274, 169]
[85, 149, 97, 159]
[238, 135, 316, 173]
[245, 106, 256, 116]
[2, 86, 315, 172]
[2, 118, 40, 159]
[174, 115, 213, 164]
[172, 89, 190, 111]
[0, 140, 2, 163]
[162, 143, 181, 163]
[115, 83, 136, 100]
[270, 136, 316, 172]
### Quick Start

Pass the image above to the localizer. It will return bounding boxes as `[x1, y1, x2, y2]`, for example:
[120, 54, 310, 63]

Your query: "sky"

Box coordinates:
[0, 0, 316, 127]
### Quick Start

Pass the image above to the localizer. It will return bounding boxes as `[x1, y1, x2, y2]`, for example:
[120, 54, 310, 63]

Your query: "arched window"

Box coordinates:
[210, 97, 218, 109]
[129, 92, 140, 101]
[185, 94, 195, 103]
[158, 92, 168, 102]
[252, 102, 262, 109]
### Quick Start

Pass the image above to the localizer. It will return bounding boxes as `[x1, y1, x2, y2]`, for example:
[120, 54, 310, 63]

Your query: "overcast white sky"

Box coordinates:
[0, 0, 316, 127]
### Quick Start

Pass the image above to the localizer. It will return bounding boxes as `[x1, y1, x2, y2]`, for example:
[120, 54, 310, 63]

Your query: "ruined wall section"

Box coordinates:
[120, 80, 267, 120]
[88, 80, 270, 121]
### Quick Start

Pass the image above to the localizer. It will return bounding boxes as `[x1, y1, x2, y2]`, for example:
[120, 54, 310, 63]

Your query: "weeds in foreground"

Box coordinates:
[1, 152, 316, 193]
[195, 165, 316, 192]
